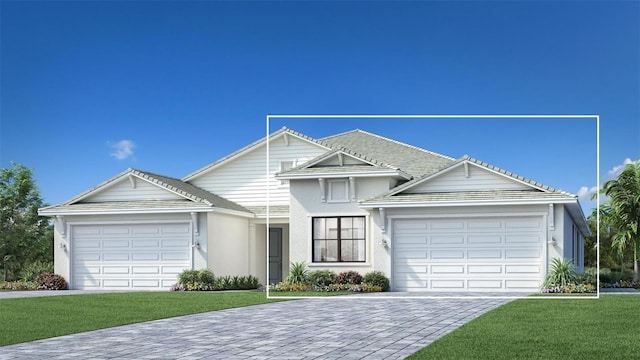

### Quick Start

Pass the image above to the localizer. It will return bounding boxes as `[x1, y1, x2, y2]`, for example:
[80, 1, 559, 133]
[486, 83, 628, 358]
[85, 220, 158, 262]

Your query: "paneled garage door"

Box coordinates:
[393, 216, 545, 292]
[72, 223, 192, 290]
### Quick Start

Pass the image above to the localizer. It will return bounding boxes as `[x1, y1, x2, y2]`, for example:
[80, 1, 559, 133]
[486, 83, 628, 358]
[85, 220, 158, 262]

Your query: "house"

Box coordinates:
[39, 127, 590, 292]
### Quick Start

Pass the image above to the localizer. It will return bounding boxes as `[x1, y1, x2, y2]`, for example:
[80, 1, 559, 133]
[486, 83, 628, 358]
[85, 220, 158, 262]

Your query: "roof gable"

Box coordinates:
[183, 127, 330, 182]
[83, 175, 184, 202]
[53, 168, 250, 214]
[406, 161, 532, 194]
[382, 156, 574, 197]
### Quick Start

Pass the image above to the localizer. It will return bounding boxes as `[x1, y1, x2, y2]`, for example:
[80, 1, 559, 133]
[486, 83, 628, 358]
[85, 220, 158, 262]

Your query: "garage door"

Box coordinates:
[72, 223, 192, 290]
[393, 216, 544, 292]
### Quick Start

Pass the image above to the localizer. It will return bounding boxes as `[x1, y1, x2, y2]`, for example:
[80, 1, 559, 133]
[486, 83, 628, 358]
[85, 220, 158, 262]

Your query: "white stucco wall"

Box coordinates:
[207, 212, 250, 277]
[289, 177, 395, 276]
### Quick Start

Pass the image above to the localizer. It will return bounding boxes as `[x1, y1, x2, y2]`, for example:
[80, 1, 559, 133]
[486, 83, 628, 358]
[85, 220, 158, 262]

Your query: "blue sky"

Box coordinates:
[1, 1, 638, 215]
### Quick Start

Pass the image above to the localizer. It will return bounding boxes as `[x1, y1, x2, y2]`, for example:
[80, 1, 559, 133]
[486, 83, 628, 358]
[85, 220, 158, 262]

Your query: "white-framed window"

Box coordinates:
[327, 179, 349, 203]
[312, 216, 366, 262]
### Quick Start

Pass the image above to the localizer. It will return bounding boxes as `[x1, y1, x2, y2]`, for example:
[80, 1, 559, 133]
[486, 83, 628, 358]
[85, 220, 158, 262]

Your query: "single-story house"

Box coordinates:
[39, 127, 589, 292]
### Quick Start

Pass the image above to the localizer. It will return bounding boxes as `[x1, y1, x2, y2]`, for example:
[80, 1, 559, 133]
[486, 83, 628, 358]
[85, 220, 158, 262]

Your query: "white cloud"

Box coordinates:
[109, 140, 136, 160]
[577, 185, 599, 202]
[606, 158, 636, 180]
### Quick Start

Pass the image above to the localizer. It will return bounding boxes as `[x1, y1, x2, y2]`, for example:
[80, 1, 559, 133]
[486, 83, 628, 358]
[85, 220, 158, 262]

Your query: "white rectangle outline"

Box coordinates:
[266, 114, 600, 300]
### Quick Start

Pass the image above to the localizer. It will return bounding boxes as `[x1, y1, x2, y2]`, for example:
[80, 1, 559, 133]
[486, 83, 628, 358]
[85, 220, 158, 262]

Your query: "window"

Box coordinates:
[327, 179, 349, 202]
[312, 216, 365, 262]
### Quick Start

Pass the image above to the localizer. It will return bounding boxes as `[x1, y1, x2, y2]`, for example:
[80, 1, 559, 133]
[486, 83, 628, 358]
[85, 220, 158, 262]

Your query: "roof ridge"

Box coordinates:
[353, 129, 457, 162]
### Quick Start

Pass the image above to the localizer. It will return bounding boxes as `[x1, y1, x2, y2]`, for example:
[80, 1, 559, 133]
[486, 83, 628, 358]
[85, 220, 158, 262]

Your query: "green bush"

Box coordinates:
[176, 269, 215, 290]
[308, 270, 336, 287]
[34, 272, 68, 290]
[362, 271, 390, 291]
[286, 261, 309, 284]
[172, 271, 260, 291]
[20, 260, 54, 282]
[576, 267, 597, 285]
[543, 258, 576, 288]
[178, 269, 200, 285]
[334, 271, 362, 285]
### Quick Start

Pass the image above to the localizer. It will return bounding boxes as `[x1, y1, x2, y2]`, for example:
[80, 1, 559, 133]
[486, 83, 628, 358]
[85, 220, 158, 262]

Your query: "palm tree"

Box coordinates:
[601, 161, 640, 279]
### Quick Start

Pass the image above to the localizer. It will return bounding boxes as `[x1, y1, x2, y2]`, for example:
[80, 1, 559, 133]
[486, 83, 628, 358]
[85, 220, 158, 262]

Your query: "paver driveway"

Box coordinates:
[0, 293, 519, 359]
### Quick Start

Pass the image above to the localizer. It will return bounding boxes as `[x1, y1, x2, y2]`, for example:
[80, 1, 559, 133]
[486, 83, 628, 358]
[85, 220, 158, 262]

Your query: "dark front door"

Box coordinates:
[268, 228, 283, 285]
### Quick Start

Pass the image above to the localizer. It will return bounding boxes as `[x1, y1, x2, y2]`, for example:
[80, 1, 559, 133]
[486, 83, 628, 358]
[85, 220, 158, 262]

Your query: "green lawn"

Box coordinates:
[0, 291, 280, 346]
[408, 295, 640, 360]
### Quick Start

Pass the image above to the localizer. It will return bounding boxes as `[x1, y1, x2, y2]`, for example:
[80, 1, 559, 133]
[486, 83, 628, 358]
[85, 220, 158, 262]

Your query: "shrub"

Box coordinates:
[286, 261, 309, 284]
[171, 272, 260, 291]
[269, 281, 311, 292]
[20, 260, 54, 282]
[334, 271, 362, 285]
[542, 283, 596, 294]
[308, 270, 336, 287]
[34, 272, 68, 290]
[576, 267, 597, 285]
[0, 280, 36, 290]
[197, 269, 216, 285]
[216, 275, 233, 290]
[362, 271, 390, 291]
[178, 269, 200, 286]
[176, 269, 216, 291]
[543, 258, 576, 289]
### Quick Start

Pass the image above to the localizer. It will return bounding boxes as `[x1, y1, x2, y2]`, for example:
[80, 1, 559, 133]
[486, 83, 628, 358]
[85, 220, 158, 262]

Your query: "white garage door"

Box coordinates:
[393, 216, 545, 292]
[72, 223, 192, 290]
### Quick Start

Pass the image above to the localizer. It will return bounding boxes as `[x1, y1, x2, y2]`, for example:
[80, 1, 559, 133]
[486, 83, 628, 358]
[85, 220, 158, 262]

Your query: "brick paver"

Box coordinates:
[1, 293, 518, 359]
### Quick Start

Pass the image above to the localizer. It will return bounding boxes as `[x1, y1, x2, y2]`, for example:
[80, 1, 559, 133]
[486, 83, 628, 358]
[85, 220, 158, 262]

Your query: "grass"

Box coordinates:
[0, 291, 281, 346]
[408, 295, 640, 360]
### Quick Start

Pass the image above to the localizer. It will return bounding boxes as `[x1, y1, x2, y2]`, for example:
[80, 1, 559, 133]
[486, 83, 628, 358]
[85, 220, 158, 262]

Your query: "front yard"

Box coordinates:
[409, 295, 640, 359]
[0, 291, 280, 346]
[2, 291, 639, 359]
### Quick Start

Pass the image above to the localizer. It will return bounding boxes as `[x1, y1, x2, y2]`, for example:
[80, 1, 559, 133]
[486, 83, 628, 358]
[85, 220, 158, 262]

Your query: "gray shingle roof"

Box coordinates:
[129, 169, 250, 213]
[361, 190, 575, 205]
[42, 168, 250, 214]
[245, 205, 289, 217]
[319, 129, 456, 178]
[40, 200, 213, 214]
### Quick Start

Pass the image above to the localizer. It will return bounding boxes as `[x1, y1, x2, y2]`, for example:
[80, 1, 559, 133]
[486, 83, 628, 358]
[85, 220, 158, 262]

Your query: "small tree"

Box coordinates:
[601, 161, 640, 280]
[0, 163, 52, 281]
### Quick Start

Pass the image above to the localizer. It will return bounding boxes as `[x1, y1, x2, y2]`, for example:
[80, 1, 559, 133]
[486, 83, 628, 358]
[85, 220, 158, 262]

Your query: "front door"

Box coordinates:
[268, 228, 283, 285]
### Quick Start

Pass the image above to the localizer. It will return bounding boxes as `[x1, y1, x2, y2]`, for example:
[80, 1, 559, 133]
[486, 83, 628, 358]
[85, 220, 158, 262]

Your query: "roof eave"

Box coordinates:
[276, 170, 412, 180]
[359, 197, 579, 208]
[38, 206, 254, 218]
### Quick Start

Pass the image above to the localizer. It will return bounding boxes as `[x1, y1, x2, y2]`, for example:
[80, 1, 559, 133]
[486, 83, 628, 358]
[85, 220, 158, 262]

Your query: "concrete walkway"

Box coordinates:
[0, 293, 516, 360]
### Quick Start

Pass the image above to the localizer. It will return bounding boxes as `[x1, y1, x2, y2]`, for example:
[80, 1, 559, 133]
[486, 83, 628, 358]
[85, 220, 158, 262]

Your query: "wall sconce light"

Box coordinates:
[548, 238, 557, 245]
[59, 242, 67, 250]
[191, 242, 200, 249]
[380, 238, 389, 248]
